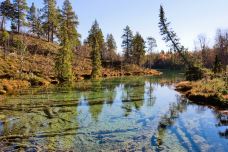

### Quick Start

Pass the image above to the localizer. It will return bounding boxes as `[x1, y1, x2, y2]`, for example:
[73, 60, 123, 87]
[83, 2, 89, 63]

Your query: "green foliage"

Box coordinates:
[132, 32, 146, 66]
[159, 5, 191, 66]
[87, 20, 104, 55]
[147, 37, 157, 54]
[61, 0, 80, 47]
[87, 21, 103, 79]
[122, 25, 133, 63]
[0, 0, 14, 30]
[91, 39, 102, 79]
[159, 5, 203, 81]
[12, 0, 29, 33]
[27, 2, 37, 34]
[42, 0, 58, 42]
[105, 34, 117, 61]
[185, 66, 204, 81]
[55, 21, 74, 82]
[0, 30, 9, 45]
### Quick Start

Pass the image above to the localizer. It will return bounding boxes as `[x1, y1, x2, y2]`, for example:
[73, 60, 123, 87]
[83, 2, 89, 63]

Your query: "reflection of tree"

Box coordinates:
[122, 78, 145, 113]
[87, 80, 104, 121]
[215, 111, 228, 139]
[152, 96, 188, 151]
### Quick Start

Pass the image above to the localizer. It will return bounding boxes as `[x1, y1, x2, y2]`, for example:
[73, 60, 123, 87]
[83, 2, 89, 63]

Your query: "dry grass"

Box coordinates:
[0, 79, 30, 94]
[176, 78, 228, 105]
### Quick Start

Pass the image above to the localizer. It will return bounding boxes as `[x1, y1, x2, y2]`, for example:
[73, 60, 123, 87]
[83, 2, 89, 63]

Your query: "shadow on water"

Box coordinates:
[0, 71, 227, 151]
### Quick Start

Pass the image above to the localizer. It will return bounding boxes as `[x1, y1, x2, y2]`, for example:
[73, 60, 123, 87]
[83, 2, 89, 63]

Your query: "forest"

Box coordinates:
[0, 0, 227, 105]
[0, 0, 228, 151]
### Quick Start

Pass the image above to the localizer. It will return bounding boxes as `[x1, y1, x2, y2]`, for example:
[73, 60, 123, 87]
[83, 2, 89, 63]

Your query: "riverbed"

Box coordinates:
[0, 72, 227, 151]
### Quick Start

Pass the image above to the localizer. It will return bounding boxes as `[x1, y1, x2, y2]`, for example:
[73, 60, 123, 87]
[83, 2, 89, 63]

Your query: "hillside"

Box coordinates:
[0, 33, 160, 95]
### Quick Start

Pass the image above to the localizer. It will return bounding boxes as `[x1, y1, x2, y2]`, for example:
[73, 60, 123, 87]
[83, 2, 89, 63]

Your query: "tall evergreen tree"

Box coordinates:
[159, 5, 191, 67]
[87, 21, 103, 79]
[106, 34, 117, 60]
[35, 9, 44, 38]
[55, 20, 73, 82]
[91, 38, 102, 79]
[122, 25, 133, 63]
[42, 0, 58, 42]
[13, 0, 28, 33]
[87, 20, 104, 59]
[61, 0, 80, 47]
[27, 2, 36, 34]
[132, 32, 146, 66]
[0, 0, 14, 30]
[159, 5, 203, 80]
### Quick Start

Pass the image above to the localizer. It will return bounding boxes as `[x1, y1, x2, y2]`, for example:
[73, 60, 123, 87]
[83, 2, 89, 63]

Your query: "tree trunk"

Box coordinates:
[1, 16, 5, 30]
[51, 23, 54, 42]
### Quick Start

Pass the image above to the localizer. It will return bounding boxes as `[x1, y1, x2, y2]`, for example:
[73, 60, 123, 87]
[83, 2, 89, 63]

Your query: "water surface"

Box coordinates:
[0, 72, 227, 151]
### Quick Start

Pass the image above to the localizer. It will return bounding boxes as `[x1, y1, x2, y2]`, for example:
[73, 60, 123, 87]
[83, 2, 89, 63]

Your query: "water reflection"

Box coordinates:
[0, 74, 227, 151]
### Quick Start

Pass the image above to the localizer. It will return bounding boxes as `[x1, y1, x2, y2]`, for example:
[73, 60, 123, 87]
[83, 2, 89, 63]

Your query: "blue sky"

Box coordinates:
[3, 0, 228, 53]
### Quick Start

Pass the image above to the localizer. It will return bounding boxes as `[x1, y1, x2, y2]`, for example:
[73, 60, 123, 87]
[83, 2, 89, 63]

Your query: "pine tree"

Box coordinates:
[159, 5, 203, 80]
[87, 20, 104, 58]
[13, 0, 28, 33]
[61, 0, 80, 47]
[87, 21, 103, 79]
[0, 0, 14, 30]
[159, 5, 192, 67]
[27, 2, 36, 34]
[55, 20, 73, 82]
[91, 38, 102, 79]
[42, 0, 58, 42]
[122, 25, 133, 63]
[132, 32, 146, 66]
[106, 34, 117, 62]
[35, 9, 44, 38]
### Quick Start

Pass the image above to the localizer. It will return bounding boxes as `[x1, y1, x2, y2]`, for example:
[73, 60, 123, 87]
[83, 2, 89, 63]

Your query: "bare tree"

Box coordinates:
[197, 34, 209, 67]
[147, 37, 157, 68]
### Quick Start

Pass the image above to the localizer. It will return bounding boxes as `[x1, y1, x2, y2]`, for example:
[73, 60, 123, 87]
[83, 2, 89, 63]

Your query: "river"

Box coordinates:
[0, 71, 227, 151]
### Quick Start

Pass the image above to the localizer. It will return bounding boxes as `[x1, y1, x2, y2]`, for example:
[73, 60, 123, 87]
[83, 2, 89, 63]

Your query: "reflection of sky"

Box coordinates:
[0, 77, 227, 151]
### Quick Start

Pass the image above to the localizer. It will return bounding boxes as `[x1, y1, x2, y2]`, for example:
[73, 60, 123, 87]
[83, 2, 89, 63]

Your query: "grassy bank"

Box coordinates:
[0, 34, 160, 95]
[176, 78, 228, 107]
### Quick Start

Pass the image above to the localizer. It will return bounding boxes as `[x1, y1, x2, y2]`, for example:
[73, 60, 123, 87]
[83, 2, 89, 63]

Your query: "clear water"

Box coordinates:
[0, 72, 227, 151]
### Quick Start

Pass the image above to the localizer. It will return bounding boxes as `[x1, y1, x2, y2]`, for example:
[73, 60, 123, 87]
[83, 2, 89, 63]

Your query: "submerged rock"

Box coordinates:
[43, 106, 55, 119]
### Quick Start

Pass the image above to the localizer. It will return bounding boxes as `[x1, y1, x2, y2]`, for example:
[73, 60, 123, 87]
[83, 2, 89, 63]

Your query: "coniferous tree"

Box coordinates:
[159, 5, 203, 80]
[91, 38, 102, 79]
[132, 32, 146, 66]
[122, 25, 133, 63]
[61, 0, 80, 47]
[0, 0, 14, 30]
[35, 9, 44, 38]
[27, 2, 37, 34]
[55, 20, 73, 82]
[13, 0, 28, 33]
[87, 20, 104, 58]
[42, 0, 58, 42]
[87, 21, 103, 79]
[159, 5, 192, 67]
[106, 34, 117, 62]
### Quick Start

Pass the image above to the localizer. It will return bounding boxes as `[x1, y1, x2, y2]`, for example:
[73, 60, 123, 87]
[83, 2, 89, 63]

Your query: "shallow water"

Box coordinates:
[0, 72, 227, 151]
